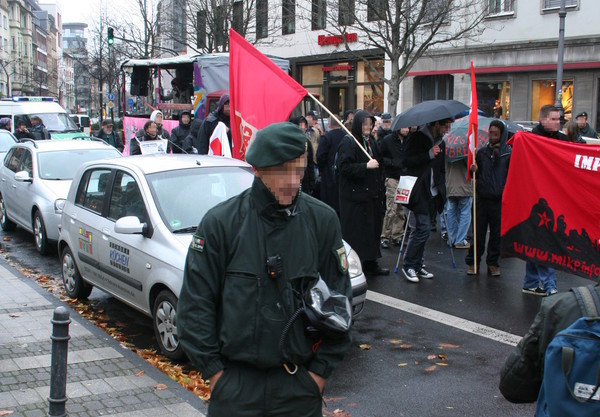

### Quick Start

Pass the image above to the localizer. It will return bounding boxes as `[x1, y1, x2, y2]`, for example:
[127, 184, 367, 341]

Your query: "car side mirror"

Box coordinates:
[14, 171, 32, 183]
[114, 216, 148, 235]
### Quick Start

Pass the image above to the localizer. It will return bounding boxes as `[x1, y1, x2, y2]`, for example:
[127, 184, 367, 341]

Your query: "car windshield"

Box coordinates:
[16, 113, 80, 132]
[147, 166, 254, 232]
[37, 149, 122, 180]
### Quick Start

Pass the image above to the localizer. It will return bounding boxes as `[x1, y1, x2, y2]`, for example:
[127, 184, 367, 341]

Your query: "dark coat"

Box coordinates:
[31, 125, 50, 140]
[196, 95, 231, 154]
[532, 123, 568, 141]
[129, 133, 162, 156]
[578, 123, 598, 139]
[301, 139, 316, 195]
[183, 118, 202, 152]
[475, 128, 510, 200]
[94, 129, 124, 152]
[378, 131, 406, 180]
[402, 126, 446, 214]
[169, 119, 192, 153]
[338, 110, 383, 262]
[316, 127, 345, 214]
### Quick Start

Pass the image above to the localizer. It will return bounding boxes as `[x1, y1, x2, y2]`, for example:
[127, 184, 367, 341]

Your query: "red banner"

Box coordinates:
[229, 29, 307, 160]
[501, 131, 600, 279]
[467, 61, 477, 181]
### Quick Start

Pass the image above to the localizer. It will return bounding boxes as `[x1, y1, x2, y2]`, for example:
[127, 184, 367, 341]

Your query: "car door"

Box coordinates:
[96, 170, 149, 309]
[65, 168, 113, 285]
[1, 147, 25, 226]
[12, 148, 34, 229]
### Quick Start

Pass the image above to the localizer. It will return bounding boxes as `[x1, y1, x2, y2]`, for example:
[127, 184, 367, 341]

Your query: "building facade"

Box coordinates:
[62, 22, 91, 112]
[157, 0, 187, 57]
[60, 49, 74, 111]
[8, 0, 35, 95]
[0, 0, 10, 97]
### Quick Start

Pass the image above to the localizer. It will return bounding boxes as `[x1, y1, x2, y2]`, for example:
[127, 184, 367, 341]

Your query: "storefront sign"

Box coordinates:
[318, 33, 358, 46]
[322, 65, 353, 72]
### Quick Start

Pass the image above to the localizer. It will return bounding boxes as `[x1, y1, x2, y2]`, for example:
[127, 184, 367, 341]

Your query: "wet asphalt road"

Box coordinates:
[0, 225, 592, 416]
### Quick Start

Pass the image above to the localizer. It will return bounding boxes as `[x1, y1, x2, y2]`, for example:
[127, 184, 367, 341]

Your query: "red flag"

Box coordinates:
[229, 29, 307, 160]
[466, 61, 478, 181]
[501, 132, 600, 280]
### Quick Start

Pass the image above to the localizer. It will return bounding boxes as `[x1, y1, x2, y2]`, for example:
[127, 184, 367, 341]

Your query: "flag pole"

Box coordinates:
[306, 92, 372, 160]
[473, 171, 477, 274]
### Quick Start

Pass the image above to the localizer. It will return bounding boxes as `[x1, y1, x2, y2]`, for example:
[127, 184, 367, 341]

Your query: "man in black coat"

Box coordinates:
[196, 94, 231, 154]
[316, 117, 345, 215]
[168, 111, 193, 153]
[338, 110, 388, 276]
[401, 118, 451, 283]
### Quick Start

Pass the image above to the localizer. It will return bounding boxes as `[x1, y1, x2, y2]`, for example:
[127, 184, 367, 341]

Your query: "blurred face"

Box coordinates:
[306, 115, 315, 126]
[489, 125, 502, 145]
[382, 119, 392, 129]
[576, 116, 587, 129]
[541, 111, 560, 132]
[254, 153, 307, 205]
[399, 127, 409, 137]
[362, 118, 373, 136]
[298, 121, 307, 131]
[181, 114, 191, 124]
[154, 113, 163, 125]
[432, 119, 452, 138]
[145, 122, 157, 137]
[31, 118, 40, 127]
[222, 103, 230, 117]
[102, 124, 113, 134]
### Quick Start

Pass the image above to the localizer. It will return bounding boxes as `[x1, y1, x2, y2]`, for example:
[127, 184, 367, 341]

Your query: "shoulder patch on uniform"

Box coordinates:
[190, 236, 205, 252]
[335, 246, 348, 274]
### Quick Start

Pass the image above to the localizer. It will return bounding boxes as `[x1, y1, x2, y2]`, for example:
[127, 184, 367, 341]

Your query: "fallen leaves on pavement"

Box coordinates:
[154, 383, 168, 390]
[0, 411, 15, 416]
[439, 343, 460, 349]
[359, 343, 371, 350]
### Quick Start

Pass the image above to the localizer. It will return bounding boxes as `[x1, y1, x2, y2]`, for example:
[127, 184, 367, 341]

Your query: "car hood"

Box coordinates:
[39, 179, 72, 199]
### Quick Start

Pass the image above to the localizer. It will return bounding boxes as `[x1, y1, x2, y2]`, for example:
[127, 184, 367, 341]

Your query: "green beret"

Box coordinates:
[246, 122, 307, 168]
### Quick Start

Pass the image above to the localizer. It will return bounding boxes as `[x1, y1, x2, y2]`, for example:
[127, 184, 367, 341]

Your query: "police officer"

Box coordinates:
[178, 122, 352, 417]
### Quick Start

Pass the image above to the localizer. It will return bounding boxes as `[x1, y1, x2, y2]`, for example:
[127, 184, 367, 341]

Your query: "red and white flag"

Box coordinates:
[229, 29, 307, 160]
[467, 61, 478, 181]
[208, 121, 232, 157]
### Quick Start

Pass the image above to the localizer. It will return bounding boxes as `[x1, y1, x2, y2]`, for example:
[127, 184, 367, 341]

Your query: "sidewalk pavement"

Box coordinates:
[0, 258, 208, 416]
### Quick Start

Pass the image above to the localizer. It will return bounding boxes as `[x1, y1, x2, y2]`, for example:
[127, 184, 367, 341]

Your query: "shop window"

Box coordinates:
[476, 81, 511, 119]
[302, 64, 325, 86]
[357, 83, 384, 115]
[282, 0, 295, 35]
[415, 75, 454, 102]
[311, 0, 326, 30]
[256, 0, 268, 39]
[542, 0, 577, 11]
[338, 0, 354, 26]
[531, 79, 573, 121]
[488, 0, 514, 16]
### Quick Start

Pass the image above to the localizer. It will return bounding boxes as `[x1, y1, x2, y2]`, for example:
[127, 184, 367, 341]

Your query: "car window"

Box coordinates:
[75, 169, 112, 214]
[37, 148, 121, 180]
[108, 171, 147, 222]
[6, 148, 24, 173]
[15, 112, 79, 132]
[0, 131, 16, 152]
[19, 150, 32, 176]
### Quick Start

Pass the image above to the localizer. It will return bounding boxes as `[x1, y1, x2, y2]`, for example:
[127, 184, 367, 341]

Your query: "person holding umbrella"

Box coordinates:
[338, 110, 388, 276]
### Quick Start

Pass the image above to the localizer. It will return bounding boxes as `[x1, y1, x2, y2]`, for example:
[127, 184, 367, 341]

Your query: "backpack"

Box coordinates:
[535, 285, 600, 417]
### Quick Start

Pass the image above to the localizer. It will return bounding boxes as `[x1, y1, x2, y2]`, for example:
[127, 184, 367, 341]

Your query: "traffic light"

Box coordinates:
[107, 27, 114, 45]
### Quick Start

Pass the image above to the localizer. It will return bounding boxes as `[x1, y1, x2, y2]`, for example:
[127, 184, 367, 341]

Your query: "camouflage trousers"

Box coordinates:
[381, 177, 406, 243]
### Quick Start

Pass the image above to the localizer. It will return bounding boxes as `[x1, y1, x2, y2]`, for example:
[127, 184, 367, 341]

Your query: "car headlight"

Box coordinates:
[347, 248, 363, 278]
[54, 198, 66, 214]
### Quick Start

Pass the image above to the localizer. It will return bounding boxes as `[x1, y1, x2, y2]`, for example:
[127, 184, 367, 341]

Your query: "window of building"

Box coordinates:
[282, 0, 295, 35]
[476, 81, 511, 119]
[196, 11, 206, 48]
[423, 0, 450, 24]
[415, 74, 454, 102]
[367, 0, 384, 22]
[215, 5, 226, 46]
[3, 15, 6, 29]
[338, 0, 354, 26]
[311, 0, 326, 30]
[232, 1, 243, 34]
[531, 79, 573, 121]
[543, 0, 577, 10]
[488, 0, 514, 15]
[256, 0, 268, 39]
[357, 59, 385, 114]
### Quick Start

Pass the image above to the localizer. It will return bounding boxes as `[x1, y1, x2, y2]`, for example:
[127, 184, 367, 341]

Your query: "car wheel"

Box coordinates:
[33, 211, 50, 255]
[61, 246, 92, 299]
[0, 194, 16, 231]
[153, 290, 186, 361]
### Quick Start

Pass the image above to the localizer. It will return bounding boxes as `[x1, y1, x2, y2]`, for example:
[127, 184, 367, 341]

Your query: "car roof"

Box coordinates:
[83, 154, 252, 175]
[0, 101, 66, 114]
[12, 139, 117, 152]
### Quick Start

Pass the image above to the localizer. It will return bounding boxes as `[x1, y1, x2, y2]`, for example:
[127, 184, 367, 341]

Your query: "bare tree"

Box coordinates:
[319, 0, 488, 115]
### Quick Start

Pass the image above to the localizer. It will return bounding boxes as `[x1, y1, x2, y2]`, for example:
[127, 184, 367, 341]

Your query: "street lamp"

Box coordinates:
[554, 0, 567, 124]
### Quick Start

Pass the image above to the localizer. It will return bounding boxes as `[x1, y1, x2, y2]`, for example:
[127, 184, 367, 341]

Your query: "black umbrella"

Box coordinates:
[391, 100, 469, 131]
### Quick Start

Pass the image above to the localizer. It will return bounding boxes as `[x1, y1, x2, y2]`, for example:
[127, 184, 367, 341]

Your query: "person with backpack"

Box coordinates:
[499, 284, 600, 415]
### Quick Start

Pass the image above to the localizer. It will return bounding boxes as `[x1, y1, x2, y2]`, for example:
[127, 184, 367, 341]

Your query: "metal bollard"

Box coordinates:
[48, 306, 71, 417]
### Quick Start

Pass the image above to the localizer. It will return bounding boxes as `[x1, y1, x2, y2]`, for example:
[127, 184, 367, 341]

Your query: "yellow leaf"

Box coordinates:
[0, 411, 15, 416]
[359, 344, 371, 350]
[425, 365, 437, 372]
[438, 354, 447, 360]
[389, 339, 403, 344]
[397, 363, 408, 367]
[436, 362, 448, 366]
[135, 370, 145, 377]
[154, 383, 168, 390]
[400, 343, 412, 349]
[439, 343, 460, 349]
[427, 355, 437, 360]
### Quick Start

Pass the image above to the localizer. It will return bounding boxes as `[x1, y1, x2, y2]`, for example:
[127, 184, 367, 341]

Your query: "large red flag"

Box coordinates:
[501, 132, 600, 280]
[229, 29, 307, 160]
[466, 61, 478, 181]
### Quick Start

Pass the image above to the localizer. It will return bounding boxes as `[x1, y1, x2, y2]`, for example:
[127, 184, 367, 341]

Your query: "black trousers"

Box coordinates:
[465, 197, 501, 267]
[208, 364, 322, 417]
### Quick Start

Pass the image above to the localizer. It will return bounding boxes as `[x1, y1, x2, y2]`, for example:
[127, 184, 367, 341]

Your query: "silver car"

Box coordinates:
[58, 155, 367, 360]
[0, 139, 122, 254]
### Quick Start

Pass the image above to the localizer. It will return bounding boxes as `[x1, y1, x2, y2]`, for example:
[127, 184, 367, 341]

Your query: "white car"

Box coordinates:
[58, 155, 367, 360]
[0, 139, 122, 254]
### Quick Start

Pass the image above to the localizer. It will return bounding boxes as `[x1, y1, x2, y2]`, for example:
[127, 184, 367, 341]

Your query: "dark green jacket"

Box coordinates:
[579, 123, 598, 139]
[94, 130, 124, 152]
[499, 285, 600, 403]
[179, 178, 352, 380]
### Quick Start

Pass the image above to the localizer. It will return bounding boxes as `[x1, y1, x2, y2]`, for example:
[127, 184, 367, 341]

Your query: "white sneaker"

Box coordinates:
[417, 268, 434, 279]
[403, 268, 419, 283]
